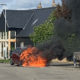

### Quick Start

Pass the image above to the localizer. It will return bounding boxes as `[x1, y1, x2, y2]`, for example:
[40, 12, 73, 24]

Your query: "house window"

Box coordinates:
[11, 31, 16, 39]
[31, 18, 39, 26]
[20, 42, 24, 47]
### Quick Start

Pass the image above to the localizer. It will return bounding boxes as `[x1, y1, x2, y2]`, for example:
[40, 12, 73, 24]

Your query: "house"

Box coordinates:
[0, 0, 56, 59]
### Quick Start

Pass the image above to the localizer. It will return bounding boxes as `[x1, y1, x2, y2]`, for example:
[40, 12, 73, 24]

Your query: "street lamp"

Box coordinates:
[0, 4, 7, 59]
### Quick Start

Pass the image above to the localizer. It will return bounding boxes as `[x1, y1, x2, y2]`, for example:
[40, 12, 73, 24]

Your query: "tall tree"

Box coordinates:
[54, 0, 72, 21]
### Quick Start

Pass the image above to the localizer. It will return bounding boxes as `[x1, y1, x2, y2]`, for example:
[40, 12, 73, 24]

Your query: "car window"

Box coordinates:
[17, 48, 21, 53]
[14, 49, 17, 52]
[21, 47, 27, 51]
[14, 47, 27, 54]
[14, 48, 21, 53]
[20, 47, 27, 55]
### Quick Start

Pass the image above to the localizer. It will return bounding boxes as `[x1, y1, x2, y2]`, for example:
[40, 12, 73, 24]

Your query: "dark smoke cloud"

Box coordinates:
[36, 37, 65, 62]
[66, 0, 80, 37]
[35, 0, 80, 62]
[54, 17, 72, 35]
[55, 0, 80, 38]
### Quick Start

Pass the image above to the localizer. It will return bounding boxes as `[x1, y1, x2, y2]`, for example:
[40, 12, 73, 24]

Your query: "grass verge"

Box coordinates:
[0, 59, 10, 63]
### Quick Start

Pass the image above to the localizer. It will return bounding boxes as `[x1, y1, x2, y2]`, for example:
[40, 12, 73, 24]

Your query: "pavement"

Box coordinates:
[0, 62, 80, 80]
[49, 62, 80, 71]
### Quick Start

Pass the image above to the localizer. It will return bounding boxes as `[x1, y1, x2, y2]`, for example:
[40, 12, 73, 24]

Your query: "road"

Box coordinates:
[0, 63, 80, 80]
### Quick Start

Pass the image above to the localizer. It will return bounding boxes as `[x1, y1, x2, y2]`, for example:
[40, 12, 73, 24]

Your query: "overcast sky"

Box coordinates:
[0, 0, 62, 14]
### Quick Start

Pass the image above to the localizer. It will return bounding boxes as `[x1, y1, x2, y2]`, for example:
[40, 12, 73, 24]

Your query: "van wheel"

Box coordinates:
[10, 58, 14, 65]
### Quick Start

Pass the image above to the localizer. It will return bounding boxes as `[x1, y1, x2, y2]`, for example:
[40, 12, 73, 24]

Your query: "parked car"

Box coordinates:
[10, 47, 27, 65]
[73, 52, 80, 67]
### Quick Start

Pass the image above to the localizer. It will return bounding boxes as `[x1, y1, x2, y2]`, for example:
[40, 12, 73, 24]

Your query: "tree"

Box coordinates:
[53, 0, 72, 21]
[53, 0, 74, 42]
[29, 10, 56, 46]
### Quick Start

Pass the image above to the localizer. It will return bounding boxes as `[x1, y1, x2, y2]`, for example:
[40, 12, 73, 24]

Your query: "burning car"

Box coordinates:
[10, 47, 27, 65]
[10, 46, 48, 67]
[10, 39, 65, 67]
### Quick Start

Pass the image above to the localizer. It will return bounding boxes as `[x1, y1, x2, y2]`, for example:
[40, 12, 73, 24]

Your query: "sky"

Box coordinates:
[0, 0, 62, 14]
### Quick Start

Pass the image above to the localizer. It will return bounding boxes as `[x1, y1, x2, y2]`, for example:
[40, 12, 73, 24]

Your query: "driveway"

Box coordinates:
[0, 63, 80, 80]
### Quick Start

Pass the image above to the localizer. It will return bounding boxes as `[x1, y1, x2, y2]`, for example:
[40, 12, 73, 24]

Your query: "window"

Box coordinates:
[31, 18, 39, 26]
[11, 31, 16, 39]
[20, 42, 24, 47]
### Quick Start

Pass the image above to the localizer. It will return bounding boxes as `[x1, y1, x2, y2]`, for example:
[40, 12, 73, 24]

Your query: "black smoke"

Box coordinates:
[54, 0, 80, 59]
[66, 0, 80, 37]
[36, 37, 65, 62]
[35, 0, 80, 62]
[55, 0, 80, 38]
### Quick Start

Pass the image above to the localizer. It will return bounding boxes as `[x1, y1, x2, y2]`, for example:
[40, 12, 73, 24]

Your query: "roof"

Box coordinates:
[3, 10, 34, 28]
[17, 7, 56, 37]
[1, 7, 56, 37]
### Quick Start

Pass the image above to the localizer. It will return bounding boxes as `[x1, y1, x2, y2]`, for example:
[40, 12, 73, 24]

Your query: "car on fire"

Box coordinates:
[10, 47, 27, 65]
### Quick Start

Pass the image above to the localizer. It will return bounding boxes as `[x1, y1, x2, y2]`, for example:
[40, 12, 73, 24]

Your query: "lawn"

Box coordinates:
[0, 59, 10, 63]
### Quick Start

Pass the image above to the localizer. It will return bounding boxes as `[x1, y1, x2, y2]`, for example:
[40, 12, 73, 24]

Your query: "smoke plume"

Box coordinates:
[20, 0, 80, 67]
[36, 0, 80, 61]
[55, 0, 80, 38]
[36, 37, 65, 62]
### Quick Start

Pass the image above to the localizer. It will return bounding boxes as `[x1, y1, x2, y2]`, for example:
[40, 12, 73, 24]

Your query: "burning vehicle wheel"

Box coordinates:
[10, 58, 14, 65]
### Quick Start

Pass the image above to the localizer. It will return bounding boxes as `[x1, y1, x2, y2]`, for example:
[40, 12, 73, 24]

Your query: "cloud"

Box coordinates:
[0, 0, 62, 13]
[0, 0, 12, 3]
[12, 0, 62, 10]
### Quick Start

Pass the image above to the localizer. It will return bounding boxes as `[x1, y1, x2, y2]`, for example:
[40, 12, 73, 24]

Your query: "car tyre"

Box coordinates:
[10, 58, 14, 65]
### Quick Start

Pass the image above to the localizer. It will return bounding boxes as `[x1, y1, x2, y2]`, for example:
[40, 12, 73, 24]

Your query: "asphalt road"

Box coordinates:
[0, 63, 80, 80]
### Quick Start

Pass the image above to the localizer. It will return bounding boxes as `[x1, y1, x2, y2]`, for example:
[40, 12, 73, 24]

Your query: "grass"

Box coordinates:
[0, 59, 10, 63]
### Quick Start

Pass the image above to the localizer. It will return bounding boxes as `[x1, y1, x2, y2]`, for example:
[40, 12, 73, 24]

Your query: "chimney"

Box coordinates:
[52, 0, 57, 7]
[37, 2, 42, 9]
[53, 0, 55, 3]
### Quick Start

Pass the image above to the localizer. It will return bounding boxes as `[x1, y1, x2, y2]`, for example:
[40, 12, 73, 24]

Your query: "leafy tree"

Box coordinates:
[29, 10, 56, 46]
[53, 0, 72, 21]
[53, 0, 75, 43]
[53, 0, 74, 42]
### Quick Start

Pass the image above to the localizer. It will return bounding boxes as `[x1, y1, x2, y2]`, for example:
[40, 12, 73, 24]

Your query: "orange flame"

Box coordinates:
[20, 46, 47, 67]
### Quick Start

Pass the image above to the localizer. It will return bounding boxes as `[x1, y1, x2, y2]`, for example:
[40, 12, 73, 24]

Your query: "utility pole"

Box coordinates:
[0, 4, 7, 59]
